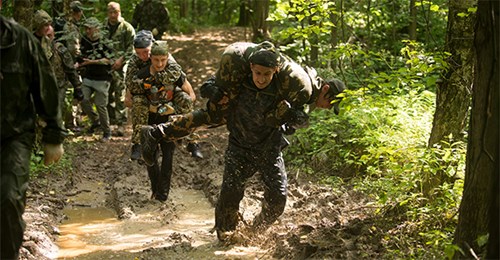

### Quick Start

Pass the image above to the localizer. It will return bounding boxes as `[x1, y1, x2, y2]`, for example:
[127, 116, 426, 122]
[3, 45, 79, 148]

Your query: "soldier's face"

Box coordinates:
[107, 8, 120, 24]
[315, 84, 334, 109]
[250, 63, 277, 89]
[85, 26, 99, 41]
[135, 47, 151, 62]
[151, 55, 169, 73]
[35, 24, 52, 37]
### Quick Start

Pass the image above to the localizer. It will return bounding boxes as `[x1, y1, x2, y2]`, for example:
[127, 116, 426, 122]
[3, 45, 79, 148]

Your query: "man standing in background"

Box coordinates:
[105, 2, 136, 136]
[131, 0, 171, 40]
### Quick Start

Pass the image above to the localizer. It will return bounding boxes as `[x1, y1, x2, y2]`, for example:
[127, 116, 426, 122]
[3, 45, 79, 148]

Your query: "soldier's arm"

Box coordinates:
[56, 43, 81, 89]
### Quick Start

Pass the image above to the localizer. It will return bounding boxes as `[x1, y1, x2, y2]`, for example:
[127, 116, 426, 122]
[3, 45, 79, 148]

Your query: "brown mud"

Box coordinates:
[20, 27, 384, 260]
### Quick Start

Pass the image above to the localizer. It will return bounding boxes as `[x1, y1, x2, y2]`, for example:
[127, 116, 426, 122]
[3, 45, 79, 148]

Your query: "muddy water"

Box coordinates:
[56, 189, 215, 259]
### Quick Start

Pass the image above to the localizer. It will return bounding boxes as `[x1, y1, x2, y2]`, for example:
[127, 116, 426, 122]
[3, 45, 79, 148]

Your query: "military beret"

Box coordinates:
[151, 41, 169, 56]
[134, 30, 154, 48]
[83, 17, 101, 28]
[249, 41, 280, 68]
[33, 10, 53, 32]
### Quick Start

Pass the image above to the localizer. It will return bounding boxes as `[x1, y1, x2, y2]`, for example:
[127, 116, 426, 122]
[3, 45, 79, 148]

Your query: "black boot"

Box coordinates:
[141, 126, 159, 166]
[130, 143, 142, 160]
[187, 142, 203, 159]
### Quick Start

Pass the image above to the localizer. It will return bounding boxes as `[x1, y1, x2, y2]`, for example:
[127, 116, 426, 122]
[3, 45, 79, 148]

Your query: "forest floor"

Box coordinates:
[19, 27, 386, 260]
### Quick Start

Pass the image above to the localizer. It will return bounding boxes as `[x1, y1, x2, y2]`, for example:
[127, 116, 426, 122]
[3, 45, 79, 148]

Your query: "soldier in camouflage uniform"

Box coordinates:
[1, 15, 66, 259]
[32, 10, 84, 128]
[131, 0, 170, 40]
[140, 41, 345, 241]
[127, 30, 203, 160]
[63, 1, 85, 59]
[136, 41, 194, 201]
[105, 2, 136, 136]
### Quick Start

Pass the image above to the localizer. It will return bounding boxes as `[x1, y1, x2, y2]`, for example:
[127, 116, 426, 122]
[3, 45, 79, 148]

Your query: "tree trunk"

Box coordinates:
[13, 0, 33, 29]
[409, 0, 417, 41]
[453, 1, 499, 259]
[237, 0, 250, 27]
[251, 0, 270, 42]
[423, 0, 476, 196]
[179, 0, 188, 18]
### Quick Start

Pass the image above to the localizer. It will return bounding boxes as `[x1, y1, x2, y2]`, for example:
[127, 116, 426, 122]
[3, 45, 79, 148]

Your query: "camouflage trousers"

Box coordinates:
[130, 93, 200, 145]
[108, 70, 127, 126]
[1, 132, 34, 259]
[215, 143, 287, 232]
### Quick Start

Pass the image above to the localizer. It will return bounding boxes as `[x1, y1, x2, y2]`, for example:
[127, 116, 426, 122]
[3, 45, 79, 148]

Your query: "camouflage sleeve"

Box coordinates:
[126, 56, 146, 95]
[264, 61, 314, 127]
[173, 88, 193, 114]
[122, 23, 136, 61]
[30, 36, 67, 144]
[155, 63, 183, 86]
[56, 43, 80, 89]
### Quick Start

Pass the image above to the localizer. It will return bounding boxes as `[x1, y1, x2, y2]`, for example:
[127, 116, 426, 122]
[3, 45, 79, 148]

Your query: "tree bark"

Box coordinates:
[453, 1, 499, 259]
[409, 0, 417, 41]
[251, 0, 270, 41]
[423, 0, 476, 196]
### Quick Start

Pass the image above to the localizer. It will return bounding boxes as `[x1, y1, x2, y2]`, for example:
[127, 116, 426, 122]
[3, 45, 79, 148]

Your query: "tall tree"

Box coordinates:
[409, 0, 417, 41]
[453, 1, 499, 259]
[250, 0, 270, 41]
[423, 0, 476, 196]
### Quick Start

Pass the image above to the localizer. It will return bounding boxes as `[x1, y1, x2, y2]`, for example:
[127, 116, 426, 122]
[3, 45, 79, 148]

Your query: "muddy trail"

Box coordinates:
[20, 28, 383, 260]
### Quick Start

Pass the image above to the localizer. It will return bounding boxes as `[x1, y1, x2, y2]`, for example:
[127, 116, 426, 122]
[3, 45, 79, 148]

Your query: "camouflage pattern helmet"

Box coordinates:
[151, 41, 169, 56]
[70, 1, 83, 12]
[83, 17, 101, 28]
[33, 10, 53, 32]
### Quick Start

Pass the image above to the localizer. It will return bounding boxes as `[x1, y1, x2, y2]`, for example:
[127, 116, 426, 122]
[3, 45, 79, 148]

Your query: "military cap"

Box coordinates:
[70, 1, 83, 12]
[249, 41, 280, 68]
[33, 10, 53, 32]
[151, 41, 169, 56]
[83, 17, 101, 28]
[134, 30, 154, 48]
[325, 78, 346, 115]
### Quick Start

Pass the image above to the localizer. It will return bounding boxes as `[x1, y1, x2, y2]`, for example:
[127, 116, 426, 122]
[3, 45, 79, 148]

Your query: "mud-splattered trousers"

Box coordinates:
[1, 16, 66, 259]
[215, 77, 289, 232]
[137, 65, 193, 200]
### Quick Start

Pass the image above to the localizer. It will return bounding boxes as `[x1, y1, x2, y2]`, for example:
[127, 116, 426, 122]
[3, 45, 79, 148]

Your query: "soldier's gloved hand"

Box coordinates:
[200, 77, 225, 104]
[73, 87, 84, 101]
[283, 108, 309, 128]
[43, 143, 64, 166]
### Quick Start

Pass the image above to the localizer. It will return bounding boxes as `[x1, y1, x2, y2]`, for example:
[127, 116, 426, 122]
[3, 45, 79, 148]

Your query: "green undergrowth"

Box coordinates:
[285, 87, 465, 258]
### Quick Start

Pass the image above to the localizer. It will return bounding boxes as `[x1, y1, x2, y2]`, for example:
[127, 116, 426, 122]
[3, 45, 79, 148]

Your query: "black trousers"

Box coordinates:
[147, 113, 176, 201]
[215, 143, 287, 232]
[1, 132, 34, 260]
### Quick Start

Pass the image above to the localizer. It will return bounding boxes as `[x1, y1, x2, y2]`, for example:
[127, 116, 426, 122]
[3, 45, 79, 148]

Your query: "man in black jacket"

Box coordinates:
[1, 15, 66, 259]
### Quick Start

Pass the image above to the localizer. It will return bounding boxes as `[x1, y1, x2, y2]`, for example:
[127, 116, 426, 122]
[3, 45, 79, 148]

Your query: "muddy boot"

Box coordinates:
[186, 142, 203, 159]
[130, 143, 142, 160]
[141, 126, 160, 166]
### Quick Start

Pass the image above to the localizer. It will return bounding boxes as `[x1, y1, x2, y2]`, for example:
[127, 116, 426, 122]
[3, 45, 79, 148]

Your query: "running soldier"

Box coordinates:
[140, 41, 345, 241]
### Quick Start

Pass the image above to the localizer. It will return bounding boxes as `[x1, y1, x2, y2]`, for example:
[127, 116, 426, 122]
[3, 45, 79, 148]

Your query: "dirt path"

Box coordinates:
[20, 27, 382, 260]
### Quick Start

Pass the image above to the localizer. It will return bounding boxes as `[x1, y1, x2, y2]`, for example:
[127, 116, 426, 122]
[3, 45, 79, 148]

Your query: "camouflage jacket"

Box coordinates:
[215, 42, 324, 128]
[39, 36, 80, 89]
[0, 16, 66, 144]
[131, 0, 170, 39]
[104, 17, 136, 66]
[126, 53, 178, 95]
[62, 18, 83, 58]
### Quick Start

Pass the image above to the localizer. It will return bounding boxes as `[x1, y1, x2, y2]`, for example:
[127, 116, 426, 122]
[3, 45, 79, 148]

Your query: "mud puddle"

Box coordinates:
[56, 189, 215, 259]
